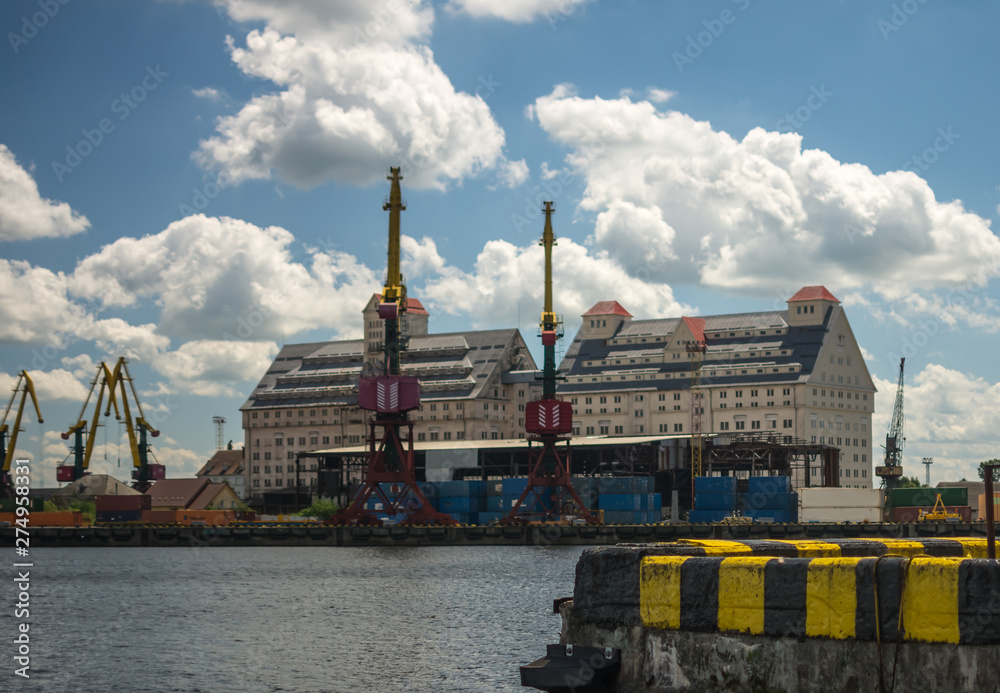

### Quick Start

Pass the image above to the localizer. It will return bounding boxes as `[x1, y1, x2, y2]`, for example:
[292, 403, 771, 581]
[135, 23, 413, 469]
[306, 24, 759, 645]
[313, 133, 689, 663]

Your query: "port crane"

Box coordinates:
[328, 167, 454, 525]
[504, 202, 595, 524]
[1, 371, 43, 497]
[58, 361, 120, 483]
[876, 358, 905, 515]
[106, 358, 163, 492]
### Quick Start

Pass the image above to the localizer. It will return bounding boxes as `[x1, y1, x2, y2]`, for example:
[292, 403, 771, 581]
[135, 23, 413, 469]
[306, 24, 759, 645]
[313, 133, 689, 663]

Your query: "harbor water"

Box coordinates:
[4, 545, 586, 692]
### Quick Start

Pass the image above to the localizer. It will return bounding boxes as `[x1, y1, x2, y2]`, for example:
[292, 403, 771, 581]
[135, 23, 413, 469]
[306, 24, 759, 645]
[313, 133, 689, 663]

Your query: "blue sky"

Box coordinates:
[1, 0, 998, 486]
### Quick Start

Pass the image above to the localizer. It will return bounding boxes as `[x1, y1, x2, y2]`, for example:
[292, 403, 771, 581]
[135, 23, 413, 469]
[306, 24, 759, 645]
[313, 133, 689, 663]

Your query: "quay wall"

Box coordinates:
[558, 540, 1000, 692]
[3, 522, 995, 548]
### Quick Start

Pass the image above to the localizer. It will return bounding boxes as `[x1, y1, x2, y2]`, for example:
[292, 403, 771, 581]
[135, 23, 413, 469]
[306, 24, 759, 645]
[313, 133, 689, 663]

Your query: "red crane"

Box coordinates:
[328, 168, 454, 526]
[503, 202, 596, 524]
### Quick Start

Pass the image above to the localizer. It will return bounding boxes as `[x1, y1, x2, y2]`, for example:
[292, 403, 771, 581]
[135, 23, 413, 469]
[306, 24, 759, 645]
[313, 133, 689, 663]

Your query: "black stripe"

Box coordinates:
[680, 557, 720, 632]
[840, 540, 890, 557]
[914, 539, 964, 557]
[745, 540, 801, 557]
[854, 558, 877, 639]
[763, 558, 807, 637]
[958, 559, 1000, 645]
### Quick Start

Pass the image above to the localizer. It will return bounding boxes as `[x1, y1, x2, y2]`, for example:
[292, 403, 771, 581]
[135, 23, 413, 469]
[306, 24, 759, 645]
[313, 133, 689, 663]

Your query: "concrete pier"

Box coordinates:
[3, 522, 994, 548]
[555, 540, 1000, 692]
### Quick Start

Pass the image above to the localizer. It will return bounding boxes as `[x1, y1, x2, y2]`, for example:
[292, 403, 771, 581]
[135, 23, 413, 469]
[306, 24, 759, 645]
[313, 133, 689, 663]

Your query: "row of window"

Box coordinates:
[252, 478, 319, 488]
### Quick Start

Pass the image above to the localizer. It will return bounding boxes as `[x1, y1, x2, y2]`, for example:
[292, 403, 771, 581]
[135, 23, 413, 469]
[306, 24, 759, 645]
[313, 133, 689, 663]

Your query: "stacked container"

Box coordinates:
[95, 494, 150, 523]
[435, 479, 484, 524]
[742, 476, 796, 523]
[689, 475, 737, 523]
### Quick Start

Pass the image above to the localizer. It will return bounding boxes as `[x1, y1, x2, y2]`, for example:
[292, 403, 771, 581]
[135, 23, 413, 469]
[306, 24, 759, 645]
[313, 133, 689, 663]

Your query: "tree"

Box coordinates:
[978, 459, 1000, 482]
[897, 476, 925, 488]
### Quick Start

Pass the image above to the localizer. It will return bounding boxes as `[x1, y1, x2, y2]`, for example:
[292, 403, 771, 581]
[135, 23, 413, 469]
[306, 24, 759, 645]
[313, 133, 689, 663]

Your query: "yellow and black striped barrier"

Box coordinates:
[639, 554, 1000, 644]
[665, 537, 990, 558]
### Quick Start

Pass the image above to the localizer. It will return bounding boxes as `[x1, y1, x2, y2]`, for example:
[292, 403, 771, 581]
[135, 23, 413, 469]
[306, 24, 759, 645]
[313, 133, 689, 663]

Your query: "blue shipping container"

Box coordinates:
[438, 496, 480, 514]
[596, 477, 653, 494]
[485, 496, 504, 512]
[485, 480, 504, 496]
[502, 477, 528, 495]
[743, 492, 793, 511]
[695, 493, 737, 511]
[599, 494, 643, 511]
[477, 511, 503, 525]
[688, 509, 729, 524]
[694, 476, 737, 494]
[747, 476, 791, 494]
[746, 509, 789, 523]
[602, 510, 645, 524]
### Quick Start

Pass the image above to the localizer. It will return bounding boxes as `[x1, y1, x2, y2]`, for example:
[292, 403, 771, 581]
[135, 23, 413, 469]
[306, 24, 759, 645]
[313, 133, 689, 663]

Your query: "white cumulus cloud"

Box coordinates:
[152, 340, 279, 397]
[447, 0, 592, 23]
[0, 144, 90, 241]
[529, 86, 1000, 309]
[196, 1, 509, 190]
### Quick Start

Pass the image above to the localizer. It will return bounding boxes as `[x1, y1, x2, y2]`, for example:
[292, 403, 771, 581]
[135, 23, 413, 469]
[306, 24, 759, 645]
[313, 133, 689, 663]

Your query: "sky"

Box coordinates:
[1, 0, 998, 487]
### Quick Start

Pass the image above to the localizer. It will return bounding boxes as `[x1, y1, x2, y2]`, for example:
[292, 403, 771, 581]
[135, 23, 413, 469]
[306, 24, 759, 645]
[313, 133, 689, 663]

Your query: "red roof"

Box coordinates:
[681, 316, 706, 345]
[146, 478, 210, 509]
[788, 286, 840, 303]
[374, 294, 429, 315]
[582, 301, 632, 318]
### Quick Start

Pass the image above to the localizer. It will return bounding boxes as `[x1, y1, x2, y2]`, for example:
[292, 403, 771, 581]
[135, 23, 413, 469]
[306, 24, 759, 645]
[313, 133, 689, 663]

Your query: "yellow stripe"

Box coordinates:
[872, 539, 927, 557]
[717, 556, 769, 634]
[640, 556, 688, 629]
[805, 557, 861, 639]
[676, 539, 753, 555]
[772, 540, 842, 557]
[951, 538, 989, 558]
[902, 557, 961, 644]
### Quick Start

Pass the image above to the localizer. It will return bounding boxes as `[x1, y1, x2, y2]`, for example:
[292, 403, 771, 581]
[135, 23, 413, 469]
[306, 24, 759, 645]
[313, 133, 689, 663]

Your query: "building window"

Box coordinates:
[719, 421, 730, 431]
[674, 423, 683, 432]
[735, 421, 745, 430]
[751, 420, 761, 429]
[264, 452, 271, 460]
[783, 419, 792, 428]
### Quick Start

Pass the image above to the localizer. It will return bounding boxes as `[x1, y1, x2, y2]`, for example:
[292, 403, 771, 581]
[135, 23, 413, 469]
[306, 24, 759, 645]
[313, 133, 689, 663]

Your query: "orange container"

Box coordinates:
[174, 509, 234, 526]
[28, 511, 83, 526]
[141, 510, 180, 524]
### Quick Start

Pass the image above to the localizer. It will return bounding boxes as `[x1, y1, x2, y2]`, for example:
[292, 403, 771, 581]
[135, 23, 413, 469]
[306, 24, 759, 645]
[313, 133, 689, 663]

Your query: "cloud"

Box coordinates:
[529, 87, 1000, 304]
[70, 214, 379, 341]
[0, 260, 84, 347]
[497, 158, 530, 188]
[196, 2, 508, 190]
[192, 86, 226, 102]
[447, 0, 592, 23]
[0, 144, 90, 241]
[872, 364, 1000, 483]
[646, 87, 676, 104]
[411, 235, 691, 330]
[152, 340, 279, 397]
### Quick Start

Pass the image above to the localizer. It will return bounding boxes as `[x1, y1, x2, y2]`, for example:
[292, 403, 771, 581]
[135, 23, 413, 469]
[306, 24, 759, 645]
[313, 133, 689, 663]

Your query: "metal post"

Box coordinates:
[987, 464, 998, 560]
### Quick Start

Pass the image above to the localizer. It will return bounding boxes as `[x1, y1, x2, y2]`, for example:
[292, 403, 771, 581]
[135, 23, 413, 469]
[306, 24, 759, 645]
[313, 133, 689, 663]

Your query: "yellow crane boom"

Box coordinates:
[2, 371, 43, 474]
[60, 362, 120, 481]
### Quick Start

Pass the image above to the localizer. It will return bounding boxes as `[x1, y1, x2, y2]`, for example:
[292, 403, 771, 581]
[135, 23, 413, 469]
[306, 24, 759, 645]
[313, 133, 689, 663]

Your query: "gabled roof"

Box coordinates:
[681, 316, 706, 345]
[583, 301, 632, 317]
[52, 474, 139, 498]
[187, 482, 236, 511]
[147, 478, 210, 508]
[788, 286, 839, 303]
[374, 294, 429, 315]
[196, 449, 244, 477]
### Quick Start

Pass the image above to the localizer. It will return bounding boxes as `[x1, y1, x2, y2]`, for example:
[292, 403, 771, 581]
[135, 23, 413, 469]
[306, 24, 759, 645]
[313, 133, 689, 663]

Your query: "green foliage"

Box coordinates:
[298, 499, 339, 518]
[43, 500, 59, 512]
[978, 460, 1000, 482]
[67, 499, 96, 523]
[897, 476, 925, 488]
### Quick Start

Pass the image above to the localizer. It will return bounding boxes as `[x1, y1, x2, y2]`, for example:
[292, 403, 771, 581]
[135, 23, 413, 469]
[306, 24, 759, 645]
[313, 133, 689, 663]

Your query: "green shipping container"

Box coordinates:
[889, 487, 968, 508]
[0, 498, 44, 512]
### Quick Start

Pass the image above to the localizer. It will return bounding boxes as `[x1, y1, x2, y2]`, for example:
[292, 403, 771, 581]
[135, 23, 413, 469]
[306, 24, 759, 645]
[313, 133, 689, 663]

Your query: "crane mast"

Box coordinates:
[328, 167, 454, 526]
[58, 362, 120, 482]
[504, 202, 596, 524]
[1, 371, 43, 497]
[876, 358, 905, 503]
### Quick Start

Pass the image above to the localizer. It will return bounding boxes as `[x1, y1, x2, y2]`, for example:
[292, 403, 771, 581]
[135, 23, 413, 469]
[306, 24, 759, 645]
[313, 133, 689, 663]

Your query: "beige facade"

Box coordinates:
[240, 295, 539, 501]
[559, 287, 877, 488]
